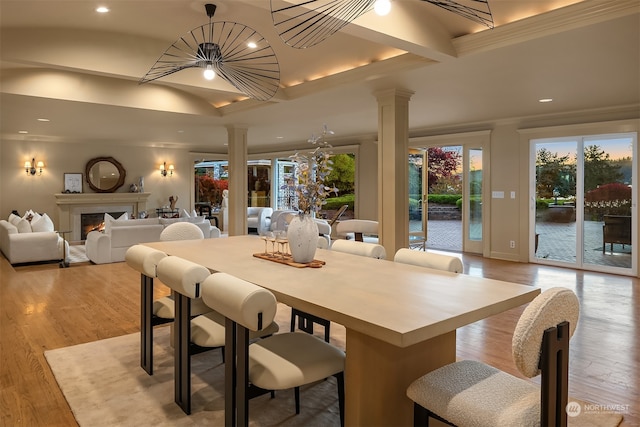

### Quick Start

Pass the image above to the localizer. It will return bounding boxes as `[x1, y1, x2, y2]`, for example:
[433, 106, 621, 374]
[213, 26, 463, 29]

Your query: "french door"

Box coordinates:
[531, 132, 636, 275]
[408, 144, 484, 254]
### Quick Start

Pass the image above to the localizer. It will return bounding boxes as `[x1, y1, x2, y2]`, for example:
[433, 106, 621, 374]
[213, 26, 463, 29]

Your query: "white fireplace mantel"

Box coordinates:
[55, 193, 151, 241]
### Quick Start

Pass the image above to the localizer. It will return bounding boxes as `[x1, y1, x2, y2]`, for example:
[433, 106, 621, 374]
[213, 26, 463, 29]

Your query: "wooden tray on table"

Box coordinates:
[253, 252, 325, 268]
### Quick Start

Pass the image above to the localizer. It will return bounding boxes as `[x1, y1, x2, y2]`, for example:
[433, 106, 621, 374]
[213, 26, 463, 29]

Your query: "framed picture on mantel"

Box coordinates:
[64, 173, 83, 193]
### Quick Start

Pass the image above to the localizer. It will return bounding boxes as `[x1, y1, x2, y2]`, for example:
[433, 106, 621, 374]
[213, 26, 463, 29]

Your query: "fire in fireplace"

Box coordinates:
[81, 212, 125, 240]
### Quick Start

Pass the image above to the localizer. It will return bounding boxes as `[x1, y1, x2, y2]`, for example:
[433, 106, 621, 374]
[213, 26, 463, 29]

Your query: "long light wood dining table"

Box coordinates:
[145, 235, 540, 426]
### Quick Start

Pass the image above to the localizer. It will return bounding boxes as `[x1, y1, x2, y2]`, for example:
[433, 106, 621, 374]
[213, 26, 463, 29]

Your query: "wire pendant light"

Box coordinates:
[271, 0, 377, 49]
[421, 0, 494, 29]
[140, 4, 280, 101]
[271, 0, 493, 50]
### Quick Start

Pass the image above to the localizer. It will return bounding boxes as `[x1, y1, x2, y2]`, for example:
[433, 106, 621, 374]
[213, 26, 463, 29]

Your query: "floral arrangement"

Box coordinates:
[284, 124, 339, 215]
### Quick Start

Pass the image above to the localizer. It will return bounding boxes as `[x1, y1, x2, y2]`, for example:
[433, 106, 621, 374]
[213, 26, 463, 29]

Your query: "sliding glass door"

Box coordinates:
[532, 133, 636, 275]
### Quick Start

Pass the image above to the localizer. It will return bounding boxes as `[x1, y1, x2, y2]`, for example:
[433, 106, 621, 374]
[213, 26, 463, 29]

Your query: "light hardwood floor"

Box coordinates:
[0, 252, 637, 426]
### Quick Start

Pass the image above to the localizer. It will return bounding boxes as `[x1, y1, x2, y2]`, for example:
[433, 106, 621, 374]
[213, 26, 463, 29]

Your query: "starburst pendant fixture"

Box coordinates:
[140, 4, 280, 101]
[421, 0, 494, 29]
[271, 0, 493, 50]
[271, 0, 378, 49]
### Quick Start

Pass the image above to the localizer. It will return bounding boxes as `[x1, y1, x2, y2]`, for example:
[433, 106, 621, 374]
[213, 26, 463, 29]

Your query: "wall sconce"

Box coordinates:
[25, 158, 44, 176]
[160, 162, 174, 177]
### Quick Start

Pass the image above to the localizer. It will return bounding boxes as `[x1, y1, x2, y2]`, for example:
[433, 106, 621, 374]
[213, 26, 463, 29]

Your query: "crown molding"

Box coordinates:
[453, 0, 639, 57]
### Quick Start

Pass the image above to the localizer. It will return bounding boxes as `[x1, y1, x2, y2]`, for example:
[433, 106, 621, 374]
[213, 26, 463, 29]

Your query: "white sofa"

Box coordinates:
[247, 207, 273, 234]
[0, 219, 68, 265]
[85, 216, 220, 264]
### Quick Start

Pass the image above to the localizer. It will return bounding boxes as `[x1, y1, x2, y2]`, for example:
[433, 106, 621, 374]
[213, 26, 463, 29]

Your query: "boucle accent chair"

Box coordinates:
[394, 248, 464, 273]
[124, 245, 167, 375]
[201, 272, 345, 427]
[159, 221, 205, 241]
[406, 287, 580, 427]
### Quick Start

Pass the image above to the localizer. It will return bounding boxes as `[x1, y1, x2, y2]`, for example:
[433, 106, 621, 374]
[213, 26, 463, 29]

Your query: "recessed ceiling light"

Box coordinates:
[18, 130, 28, 134]
[37, 118, 50, 122]
[177, 130, 184, 133]
[276, 136, 283, 139]
[247, 41, 257, 49]
[539, 98, 553, 103]
[96, 6, 109, 13]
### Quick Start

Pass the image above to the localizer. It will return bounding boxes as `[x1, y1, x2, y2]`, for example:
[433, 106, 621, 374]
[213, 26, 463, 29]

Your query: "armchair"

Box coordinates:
[246, 207, 273, 234]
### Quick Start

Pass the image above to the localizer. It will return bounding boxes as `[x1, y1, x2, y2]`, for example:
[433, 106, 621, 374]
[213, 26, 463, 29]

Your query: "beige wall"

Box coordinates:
[0, 141, 195, 226]
[2, 108, 638, 273]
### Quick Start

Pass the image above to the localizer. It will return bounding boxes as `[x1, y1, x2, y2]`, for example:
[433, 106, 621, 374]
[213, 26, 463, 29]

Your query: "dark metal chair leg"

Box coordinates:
[335, 372, 345, 427]
[140, 274, 154, 375]
[174, 292, 192, 415]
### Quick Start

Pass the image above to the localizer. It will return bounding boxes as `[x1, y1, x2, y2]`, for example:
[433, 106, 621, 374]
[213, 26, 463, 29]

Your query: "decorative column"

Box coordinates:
[226, 125, 248, 236]
[375, 88, 413, 257]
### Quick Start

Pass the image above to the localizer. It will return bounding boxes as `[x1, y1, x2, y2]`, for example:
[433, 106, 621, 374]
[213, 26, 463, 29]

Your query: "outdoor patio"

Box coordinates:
[416, 219, 632, 270]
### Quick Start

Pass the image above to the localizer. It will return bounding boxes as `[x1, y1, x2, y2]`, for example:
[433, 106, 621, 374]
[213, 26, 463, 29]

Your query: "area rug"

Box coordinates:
[45, 308, 343, 426]
[45, 312, 622, 427]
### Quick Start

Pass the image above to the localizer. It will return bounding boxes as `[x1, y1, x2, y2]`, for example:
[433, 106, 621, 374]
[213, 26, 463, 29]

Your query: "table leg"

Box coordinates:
[344, 329, 456, 426]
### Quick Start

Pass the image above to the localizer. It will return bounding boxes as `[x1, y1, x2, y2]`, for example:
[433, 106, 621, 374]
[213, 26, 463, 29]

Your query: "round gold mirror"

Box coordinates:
[85, 157, 126, 193]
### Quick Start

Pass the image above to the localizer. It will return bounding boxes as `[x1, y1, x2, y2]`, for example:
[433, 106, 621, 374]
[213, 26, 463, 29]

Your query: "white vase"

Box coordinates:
[287, 214, 318, 263]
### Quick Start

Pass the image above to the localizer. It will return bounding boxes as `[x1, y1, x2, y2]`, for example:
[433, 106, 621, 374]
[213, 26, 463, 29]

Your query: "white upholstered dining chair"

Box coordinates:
[394, 248, 463, 273]
[153, 222, 210, 324]
[334, 219, 379, 242]
[331, 239, 386, 259]
[406, 287, 580, 427]
[159, 221, 205, 241]
[124, 244, 167, 375]
[155, 255, 279, 414]
[201, 272, 345, 427]
[155, 255, 212, 414]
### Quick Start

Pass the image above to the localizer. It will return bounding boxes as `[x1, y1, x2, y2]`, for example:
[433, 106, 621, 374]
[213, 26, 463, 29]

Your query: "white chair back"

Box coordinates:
[394, 248, 463, 273]
[331, 239, 386, 259]
[160, 222, 204, 241]
[125, 244, 166, 277]
[335, 219, 378, 241]
[512, 287, 579, 378]
[201, 272, 277, 332]
[156, 256, 210, 299]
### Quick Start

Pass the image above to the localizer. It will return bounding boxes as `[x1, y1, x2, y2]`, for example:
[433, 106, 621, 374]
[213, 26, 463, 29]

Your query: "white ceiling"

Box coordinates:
[1, 0, 638, 153]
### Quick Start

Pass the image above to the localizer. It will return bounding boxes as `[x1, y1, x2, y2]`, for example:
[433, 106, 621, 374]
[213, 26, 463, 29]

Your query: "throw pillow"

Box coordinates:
[191, 209, 198, 218]
[189, 215, 206, 224]
[30, 211, 42, 222]
[8, 213, 21, 225]
[103, 212, 128, 234]
[16, 218, 32, 233]
[181, 209, 191, 218]
[159, 217, 186, 226]
[31, 213, 55, 232]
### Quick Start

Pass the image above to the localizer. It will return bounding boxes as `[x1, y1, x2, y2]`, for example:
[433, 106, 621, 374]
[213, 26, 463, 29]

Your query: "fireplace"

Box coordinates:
[55, 193, 150, 242]
[80, 211, 125, 240]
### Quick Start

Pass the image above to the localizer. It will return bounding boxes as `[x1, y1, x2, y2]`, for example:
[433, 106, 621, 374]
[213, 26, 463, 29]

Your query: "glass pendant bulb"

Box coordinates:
[203, 64, 215, 80]
[374, 0, 391, 16]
